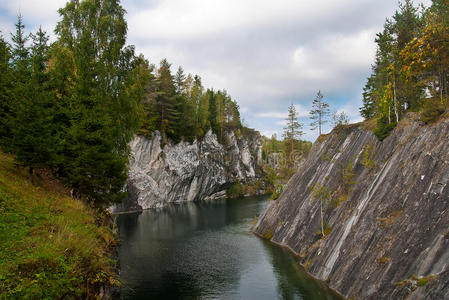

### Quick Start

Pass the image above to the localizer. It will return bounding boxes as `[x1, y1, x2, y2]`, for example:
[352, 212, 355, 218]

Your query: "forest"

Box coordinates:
[360, 0, 449, 140]
[0, 0, 245, 206]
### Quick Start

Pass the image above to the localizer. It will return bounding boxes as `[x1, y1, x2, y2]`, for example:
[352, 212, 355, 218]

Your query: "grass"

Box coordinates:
[0, 152, 118, 299]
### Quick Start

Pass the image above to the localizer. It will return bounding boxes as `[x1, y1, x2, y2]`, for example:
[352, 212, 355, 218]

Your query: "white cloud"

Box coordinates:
[0, 0, 66, 22]
[257, 104, 309, 119]
[128, 0, 345, 41]
[292, 29, 376, 81]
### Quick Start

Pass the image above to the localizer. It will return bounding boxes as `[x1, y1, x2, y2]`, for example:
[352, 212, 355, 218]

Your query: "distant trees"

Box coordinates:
[310, 90, 330, 136]
[283, 104, 304, 169]
[138, 62, 242, 144]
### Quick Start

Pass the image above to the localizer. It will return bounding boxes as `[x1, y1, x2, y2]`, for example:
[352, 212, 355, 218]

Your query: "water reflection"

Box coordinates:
[117, 196, 341, 300]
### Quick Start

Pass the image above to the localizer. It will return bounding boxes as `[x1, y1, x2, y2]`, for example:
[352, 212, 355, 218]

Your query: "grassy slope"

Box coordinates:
[0, 152, 118, 299]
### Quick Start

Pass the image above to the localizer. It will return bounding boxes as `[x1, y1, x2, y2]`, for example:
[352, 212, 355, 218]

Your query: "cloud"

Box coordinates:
[292, 29, 376, 81]
[0, 0, 66, 22]
[128, 0, 346, 41]
[0, 0, 426, 142]
[257, 104, 309, 119]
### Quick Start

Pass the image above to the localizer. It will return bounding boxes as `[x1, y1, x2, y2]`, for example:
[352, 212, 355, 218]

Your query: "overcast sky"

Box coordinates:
[0, 0, 430, 141]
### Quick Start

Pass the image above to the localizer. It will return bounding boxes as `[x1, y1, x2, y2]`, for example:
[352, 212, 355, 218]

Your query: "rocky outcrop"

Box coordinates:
[112, 129, 263, 212]
[254, 115, 449, 299]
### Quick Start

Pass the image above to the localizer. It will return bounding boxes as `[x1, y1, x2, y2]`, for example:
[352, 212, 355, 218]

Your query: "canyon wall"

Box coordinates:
[254, 115, 449, 299]
[112, 129, 263, 212]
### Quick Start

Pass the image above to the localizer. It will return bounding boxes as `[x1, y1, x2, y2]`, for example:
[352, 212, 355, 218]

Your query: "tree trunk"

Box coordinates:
[319, 112, 322, 136]
[393, 78, 399, 123]
[320, 201, 325, 237]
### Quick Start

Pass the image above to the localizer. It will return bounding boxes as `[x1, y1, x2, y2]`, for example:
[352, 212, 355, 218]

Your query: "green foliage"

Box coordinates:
[332, 111, 349, 129]
[309, 183, 332, 237]
[342, 160, 356, 192]
[418, 278, 428, 287]
[0, 33, 13, 151]
[361, 145, 376, 169]
[0, 152, 118, 299]
[270, 181, 284, 200]
[0, 2, 150, 206]
[227, 182, 244, 198]
[361, 0, 449, 140]
[282, 104, 304, 173]
[316, 223, 332, 238]
[373, 116, 397, 141]
[309, 184, 331, 205]
[420, 97, 446, 123]
[262, 229, 274, 240]
[140, 64, 243, 144]
[310, 90, 330, 136]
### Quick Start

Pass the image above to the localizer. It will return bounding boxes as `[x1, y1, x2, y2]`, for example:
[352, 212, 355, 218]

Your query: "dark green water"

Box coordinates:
[117, 195, 341, 300]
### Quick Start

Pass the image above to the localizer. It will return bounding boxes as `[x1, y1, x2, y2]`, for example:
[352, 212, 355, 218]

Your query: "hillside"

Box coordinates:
[0, 153, 118, 299]
[254, 114, 449, 299]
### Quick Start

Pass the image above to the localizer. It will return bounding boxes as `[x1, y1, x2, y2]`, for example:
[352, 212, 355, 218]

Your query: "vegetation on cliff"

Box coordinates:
[360, 0, 449, 140]
[0, 0, 250, 206]
[0, 152, 118, 299]
[137, 60, 244, 145]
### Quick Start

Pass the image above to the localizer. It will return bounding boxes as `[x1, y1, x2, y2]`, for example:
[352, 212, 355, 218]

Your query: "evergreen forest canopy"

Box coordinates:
[0, 0, 245, 206]
[360, 0, 449, 140]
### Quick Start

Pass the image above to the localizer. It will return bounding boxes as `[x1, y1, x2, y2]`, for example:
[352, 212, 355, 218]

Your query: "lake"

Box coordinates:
[116, 195, 341, 300]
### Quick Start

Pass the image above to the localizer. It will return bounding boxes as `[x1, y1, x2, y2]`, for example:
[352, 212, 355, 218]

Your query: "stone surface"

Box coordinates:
[112, 129, 263, 212]
[254, 117, 449, 299]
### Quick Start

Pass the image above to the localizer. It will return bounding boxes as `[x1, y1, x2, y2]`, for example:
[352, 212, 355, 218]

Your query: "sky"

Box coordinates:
[0, 0, 431, 141]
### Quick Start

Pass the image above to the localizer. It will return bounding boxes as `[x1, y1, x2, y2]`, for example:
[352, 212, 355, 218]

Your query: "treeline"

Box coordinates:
[0, 0, 244, 205]
[138, 60, 242, 144]
[360, 0, 449, 140]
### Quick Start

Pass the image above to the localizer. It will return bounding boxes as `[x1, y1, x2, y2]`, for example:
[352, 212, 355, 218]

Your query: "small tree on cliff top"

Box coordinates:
[310, 90, 330, 136]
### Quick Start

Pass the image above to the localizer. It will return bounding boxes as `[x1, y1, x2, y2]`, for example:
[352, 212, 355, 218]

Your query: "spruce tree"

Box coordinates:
[54, 0, 149, 205]
[0, 33, 12, 149]
[156, 59, 178, 142]
[283, 104, 303, 170]
[12, 27, 58, 178]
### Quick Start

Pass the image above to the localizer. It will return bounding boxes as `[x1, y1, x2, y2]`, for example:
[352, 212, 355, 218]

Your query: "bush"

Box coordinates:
[420, 98, 446, 123]
[227, 182, 244, 198]
[373, 116, 397, 141]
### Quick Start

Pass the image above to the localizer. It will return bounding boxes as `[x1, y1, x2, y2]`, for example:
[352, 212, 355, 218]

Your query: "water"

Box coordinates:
[117, 195, 341, 300]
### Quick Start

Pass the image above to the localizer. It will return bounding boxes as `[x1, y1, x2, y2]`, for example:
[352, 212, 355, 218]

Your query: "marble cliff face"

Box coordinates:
[255, 116, 449, 299]
[112, 129, 263, 212]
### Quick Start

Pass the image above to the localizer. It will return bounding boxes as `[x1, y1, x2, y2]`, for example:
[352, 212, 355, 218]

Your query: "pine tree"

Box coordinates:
[283, 104, 303, 170]
[310, 90, 330, 136]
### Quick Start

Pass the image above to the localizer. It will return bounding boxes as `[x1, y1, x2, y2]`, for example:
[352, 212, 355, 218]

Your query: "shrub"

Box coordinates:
[420, 97, 446, 123]
[373, 116, 397, 141]
[361, 145, 376, 169]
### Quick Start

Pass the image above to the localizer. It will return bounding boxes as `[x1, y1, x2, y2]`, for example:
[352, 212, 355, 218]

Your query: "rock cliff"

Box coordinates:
[112, 129, 263, 212]
[254, 115, 449, 299]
